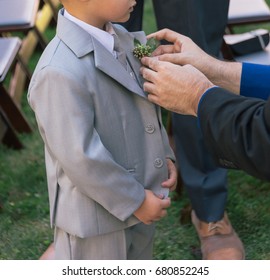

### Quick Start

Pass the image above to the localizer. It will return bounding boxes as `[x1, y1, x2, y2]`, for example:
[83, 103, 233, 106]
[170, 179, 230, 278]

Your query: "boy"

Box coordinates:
[28, 0, 176, 259]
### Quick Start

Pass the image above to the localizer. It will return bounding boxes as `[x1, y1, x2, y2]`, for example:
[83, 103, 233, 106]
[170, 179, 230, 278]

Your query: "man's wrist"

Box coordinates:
[194, 84, 215, 116]
[196, 86, 218, 115]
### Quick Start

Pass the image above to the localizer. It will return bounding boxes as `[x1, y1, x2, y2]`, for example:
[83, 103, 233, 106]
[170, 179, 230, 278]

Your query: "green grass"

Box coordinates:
[1, 0, 270, 260]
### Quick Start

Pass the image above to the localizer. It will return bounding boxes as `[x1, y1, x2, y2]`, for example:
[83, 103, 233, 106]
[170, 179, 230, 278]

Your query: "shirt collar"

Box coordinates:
[63, 9, 115, 56]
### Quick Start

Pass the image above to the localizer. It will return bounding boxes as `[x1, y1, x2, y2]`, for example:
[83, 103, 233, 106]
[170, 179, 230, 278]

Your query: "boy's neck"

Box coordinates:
[62, 3, 107, 30]
[64, 8, 110, 33]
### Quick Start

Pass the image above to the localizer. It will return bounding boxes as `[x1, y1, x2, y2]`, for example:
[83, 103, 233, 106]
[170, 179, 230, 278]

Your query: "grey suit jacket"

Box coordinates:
[28, 11, 175, 238]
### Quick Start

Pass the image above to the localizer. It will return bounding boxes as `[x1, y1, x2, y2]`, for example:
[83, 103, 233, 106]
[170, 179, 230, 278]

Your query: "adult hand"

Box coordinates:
[147, 29, 214, 77]
[145, 29, 242, 94]
[140, 57, 214, 116]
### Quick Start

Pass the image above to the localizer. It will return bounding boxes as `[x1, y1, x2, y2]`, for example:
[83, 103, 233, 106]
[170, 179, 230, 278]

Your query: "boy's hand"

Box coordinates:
[133, 190, 171, 225]
[161, 159, 177, 192]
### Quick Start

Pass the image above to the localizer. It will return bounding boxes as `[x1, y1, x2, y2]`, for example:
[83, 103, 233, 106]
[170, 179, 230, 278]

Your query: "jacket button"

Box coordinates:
[154, 158, 163, 168]
[145, 124, 155, 133]
[130, 72, 135, 79]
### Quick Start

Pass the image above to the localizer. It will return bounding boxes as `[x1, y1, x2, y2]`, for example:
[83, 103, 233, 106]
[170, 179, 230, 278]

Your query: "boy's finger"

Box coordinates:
[161, 197, 171, 208]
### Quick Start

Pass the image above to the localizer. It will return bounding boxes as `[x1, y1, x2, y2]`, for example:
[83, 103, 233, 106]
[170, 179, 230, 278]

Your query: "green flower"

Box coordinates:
[133, 37, 159, 59]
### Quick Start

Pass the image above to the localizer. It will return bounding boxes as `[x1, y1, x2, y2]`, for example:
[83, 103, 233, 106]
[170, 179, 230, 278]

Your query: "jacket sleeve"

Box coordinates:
[198, 87, 270, 181]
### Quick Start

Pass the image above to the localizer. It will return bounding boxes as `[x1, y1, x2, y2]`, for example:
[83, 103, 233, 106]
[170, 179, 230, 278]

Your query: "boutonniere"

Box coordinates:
[133, 37, 159, 59]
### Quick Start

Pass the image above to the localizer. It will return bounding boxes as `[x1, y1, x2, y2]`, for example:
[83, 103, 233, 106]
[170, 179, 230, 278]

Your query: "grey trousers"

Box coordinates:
[54, 223, 155, 260]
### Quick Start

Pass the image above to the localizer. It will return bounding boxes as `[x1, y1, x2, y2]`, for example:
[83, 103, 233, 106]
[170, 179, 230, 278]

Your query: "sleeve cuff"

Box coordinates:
[240, 62, 270, 100]
[197, 86, 219, 129]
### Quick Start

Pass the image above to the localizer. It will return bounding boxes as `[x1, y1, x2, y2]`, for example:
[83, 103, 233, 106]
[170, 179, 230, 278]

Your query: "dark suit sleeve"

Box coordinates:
[198, 87, 270, 181]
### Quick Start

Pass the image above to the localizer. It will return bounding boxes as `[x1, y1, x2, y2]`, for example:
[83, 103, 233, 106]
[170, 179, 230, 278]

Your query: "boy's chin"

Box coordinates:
[116, 15, 131, 24]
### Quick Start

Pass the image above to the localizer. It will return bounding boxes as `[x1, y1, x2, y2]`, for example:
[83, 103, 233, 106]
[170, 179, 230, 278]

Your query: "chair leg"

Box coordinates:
[0, 112, 23, 149]
[221, 39, 235, 61]
[33, 26, 48, 50]
[16, 54, 32, 82]
[0, 84, 32, 133]
[43, 0, 59, 24]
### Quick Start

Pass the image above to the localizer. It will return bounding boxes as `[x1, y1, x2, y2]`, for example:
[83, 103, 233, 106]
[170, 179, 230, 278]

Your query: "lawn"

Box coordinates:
[0, 0, 270, 260]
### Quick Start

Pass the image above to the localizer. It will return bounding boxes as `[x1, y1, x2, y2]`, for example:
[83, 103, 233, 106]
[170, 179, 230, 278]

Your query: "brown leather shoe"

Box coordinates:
[191, 210, 245, 260]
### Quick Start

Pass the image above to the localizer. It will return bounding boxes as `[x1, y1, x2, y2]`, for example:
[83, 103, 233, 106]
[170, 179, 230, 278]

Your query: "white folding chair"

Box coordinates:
[222, 0, 270, 64]
[0, 0, 47, 50]
[228, 0, 270, 28]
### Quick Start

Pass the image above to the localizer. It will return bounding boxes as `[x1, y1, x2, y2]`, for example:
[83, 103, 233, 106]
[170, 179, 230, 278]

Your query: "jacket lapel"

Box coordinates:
[118, 29, 147, 90]
[93, 38, 147, 99]
[57, 12, 147, 99]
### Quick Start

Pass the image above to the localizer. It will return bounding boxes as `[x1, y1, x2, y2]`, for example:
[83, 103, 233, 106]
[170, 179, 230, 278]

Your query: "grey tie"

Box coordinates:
[113, 34, 127, 70]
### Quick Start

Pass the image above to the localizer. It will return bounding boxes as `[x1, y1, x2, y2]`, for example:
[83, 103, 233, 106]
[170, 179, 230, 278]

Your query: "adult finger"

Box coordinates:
[143, 83, 158, 96]
[147, 93, 162, 109]
[140, 64, 157, 84]
[151, 45, 175, 56]
[147, 28, 183, 45]
[140, 56, 159, 71]
[157, 53, 188, 66]
[141, 56, 169, 75]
